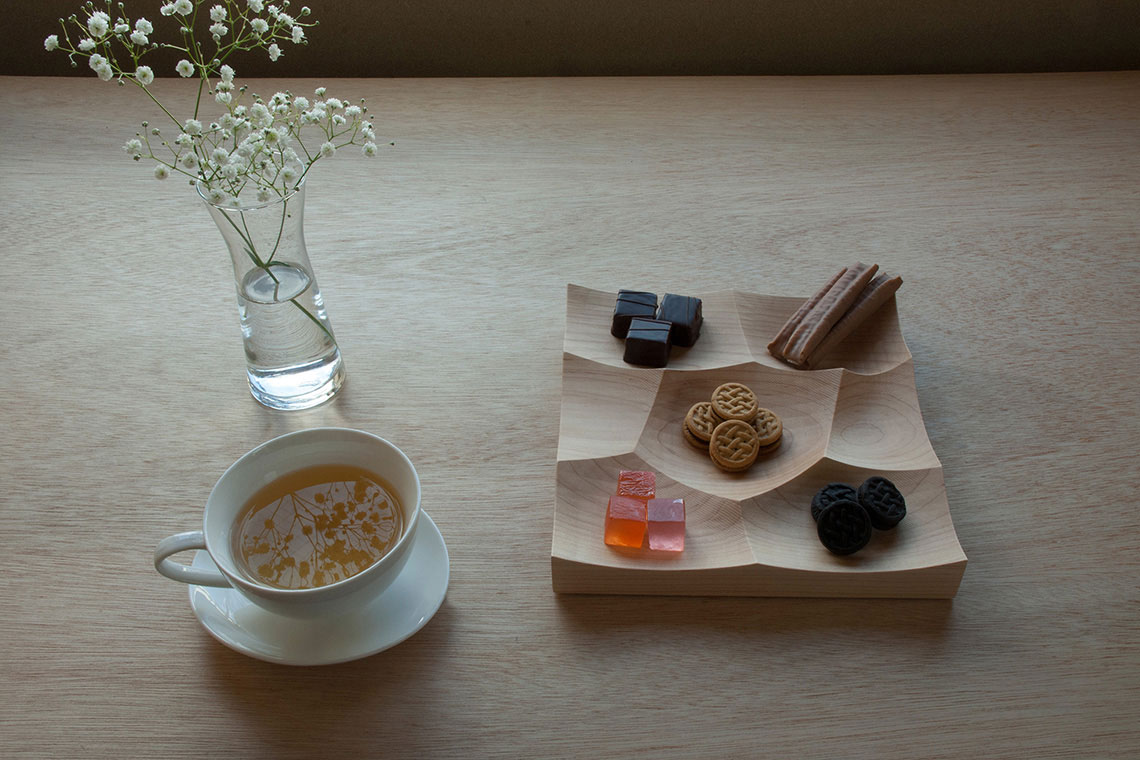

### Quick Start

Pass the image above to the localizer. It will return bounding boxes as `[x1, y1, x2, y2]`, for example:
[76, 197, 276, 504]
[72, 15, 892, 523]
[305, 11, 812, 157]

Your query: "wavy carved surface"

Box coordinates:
[552, 284, 967, 598]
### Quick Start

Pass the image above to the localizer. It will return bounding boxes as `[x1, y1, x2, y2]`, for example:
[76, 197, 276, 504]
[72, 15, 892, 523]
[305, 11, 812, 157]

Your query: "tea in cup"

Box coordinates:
[154, 428, 421, 619]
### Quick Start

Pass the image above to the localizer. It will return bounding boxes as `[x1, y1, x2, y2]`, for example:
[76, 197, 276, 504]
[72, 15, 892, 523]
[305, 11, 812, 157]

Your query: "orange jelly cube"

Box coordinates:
[617, 470, 655, 500]
[604, 495, 648, 547]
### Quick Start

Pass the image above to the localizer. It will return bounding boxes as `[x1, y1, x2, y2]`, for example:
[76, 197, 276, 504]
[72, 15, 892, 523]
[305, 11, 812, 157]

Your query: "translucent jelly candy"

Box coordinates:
[647, 497, 685, 552]
[604, 495, 648, 548]
[617, 470, 655, 500]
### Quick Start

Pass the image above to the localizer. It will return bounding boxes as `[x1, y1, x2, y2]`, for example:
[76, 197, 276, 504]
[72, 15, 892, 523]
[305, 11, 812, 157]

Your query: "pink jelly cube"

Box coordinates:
[617, 470, 655, 500]
[604, 495, 648, 548]
[647, 497, 685, 552]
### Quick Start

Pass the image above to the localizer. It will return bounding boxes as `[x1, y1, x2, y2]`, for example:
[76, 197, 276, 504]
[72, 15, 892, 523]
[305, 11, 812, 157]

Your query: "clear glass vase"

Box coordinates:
[199, 179, 345, 410]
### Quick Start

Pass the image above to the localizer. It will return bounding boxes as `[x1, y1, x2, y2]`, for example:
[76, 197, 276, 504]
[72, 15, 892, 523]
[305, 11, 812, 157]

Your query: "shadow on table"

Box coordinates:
[199, 600, 463, 754]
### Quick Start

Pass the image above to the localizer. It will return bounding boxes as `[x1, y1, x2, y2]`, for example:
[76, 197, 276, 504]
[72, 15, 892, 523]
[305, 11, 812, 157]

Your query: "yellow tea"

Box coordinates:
[232, 464, 404, 589]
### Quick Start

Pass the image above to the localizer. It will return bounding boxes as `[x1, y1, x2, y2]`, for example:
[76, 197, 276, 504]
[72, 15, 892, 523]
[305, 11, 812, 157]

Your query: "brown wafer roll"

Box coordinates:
[767, 266, 847, 360]
[803, 273, 903, 368]
[784, 262, 879, 366]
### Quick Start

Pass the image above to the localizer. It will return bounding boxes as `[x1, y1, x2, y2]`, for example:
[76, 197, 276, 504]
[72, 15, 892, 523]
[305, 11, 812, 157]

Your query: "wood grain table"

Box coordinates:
[1, 73, 1137, 758]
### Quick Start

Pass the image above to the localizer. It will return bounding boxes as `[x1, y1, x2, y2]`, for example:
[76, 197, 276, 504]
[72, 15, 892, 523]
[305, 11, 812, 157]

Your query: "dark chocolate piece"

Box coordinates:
[857, 476, 906, 530]
[611, 290, 658, 338]
[623, 317, 672, 367]
[811, 482, 858, 522]
[816, 499, 872, 556]
[656, 293, 703, 347]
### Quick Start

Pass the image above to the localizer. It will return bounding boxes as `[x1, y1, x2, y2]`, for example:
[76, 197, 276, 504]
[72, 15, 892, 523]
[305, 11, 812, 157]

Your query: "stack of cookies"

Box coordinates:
[683, 383, 783, 473]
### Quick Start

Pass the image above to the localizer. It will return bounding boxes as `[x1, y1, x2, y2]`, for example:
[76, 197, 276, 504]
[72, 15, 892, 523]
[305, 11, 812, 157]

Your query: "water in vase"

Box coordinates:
[237, 262, 344, 410]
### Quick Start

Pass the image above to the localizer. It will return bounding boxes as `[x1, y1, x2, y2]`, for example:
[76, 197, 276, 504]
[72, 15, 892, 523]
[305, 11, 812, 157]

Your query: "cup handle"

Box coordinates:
[154, 531, 231, 588]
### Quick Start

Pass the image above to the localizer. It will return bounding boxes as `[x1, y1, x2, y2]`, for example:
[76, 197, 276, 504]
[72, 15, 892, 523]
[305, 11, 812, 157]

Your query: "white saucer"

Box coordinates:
[188, 511, 449, 666]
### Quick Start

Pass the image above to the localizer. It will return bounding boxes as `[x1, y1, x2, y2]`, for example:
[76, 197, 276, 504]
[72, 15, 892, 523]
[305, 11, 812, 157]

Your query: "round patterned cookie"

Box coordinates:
[810, 482, 858, 522]
[709, 419, 760, 472]
[682, 423, 709, 451]
[816, 499, 872, 556]
[857, 476, 907, 530]
[710, 382, 759, 422]
[684, 401, 723, 443]
[749, 407, 782, 446]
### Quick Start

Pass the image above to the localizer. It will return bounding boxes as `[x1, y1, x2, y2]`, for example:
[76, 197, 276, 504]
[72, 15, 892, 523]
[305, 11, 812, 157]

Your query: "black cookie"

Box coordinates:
[816, 499, 872, 556]
[857, 476, 906, 530]
[811, 482, 858, 522]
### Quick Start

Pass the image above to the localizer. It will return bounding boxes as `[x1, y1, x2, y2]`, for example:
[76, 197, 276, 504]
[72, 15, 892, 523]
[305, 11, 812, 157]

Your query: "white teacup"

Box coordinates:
[154, 427, 421, 619]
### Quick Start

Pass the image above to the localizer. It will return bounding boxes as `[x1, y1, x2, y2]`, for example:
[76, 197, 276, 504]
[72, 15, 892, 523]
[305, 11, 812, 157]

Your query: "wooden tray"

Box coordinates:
[551, 284, 966, 598]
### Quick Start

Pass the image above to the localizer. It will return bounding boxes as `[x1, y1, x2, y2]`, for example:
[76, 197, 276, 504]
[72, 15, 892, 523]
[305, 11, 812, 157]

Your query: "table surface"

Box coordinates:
[1, 72, 1137, 759]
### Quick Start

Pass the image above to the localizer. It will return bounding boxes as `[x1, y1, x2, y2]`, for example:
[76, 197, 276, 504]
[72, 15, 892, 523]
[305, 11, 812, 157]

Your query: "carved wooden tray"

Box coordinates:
[551, 284, 966, 598]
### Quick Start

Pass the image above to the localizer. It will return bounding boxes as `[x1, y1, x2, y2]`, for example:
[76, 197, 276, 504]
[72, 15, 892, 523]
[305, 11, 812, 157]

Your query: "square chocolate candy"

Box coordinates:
[623, 317, 672, 367]
[656, 293, 703, 347]
[611, 290, 658, 338]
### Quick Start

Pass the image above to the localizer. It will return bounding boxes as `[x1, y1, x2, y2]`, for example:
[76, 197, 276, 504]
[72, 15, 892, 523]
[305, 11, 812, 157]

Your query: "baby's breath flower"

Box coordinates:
[220, 113, 236, 128]
[114, 23, 130, 34]
[292, 26, 304, 44]
[281, 166, 297, 182]
[206, 187, 225, 204]
[175, 133, 193, 146]
[344, 105, 361, 118]
[314, 86, 326, 96]
[135, 18, 153, 34]
[210, 23, 229, 38]
[123, 138, 142, 155]
[251, 17, 268, 34]
[293, 96, 309, 109]
[130, 31, 148, 45]
[264, 127, 280, 144]
[320, 141, 335, 158]
[278, 13, 295, 26]
[176, 59, 194, 77]
[160, 3, 175, 16]
[173, 0, 194, 16]
[78, 38, 96, 52]
[135, 66, 154, 85]
[326, 98, 343, 110]
[257, 186, 272, 202]
[87, 11, 110, 39]
[216, 91, 232, 105]
[332, 114, 345, 125]
[181, 152, 199, 170]
[362, 141, 377, 157]
[210, 5, 227, 22]
[249, 103, 272, 127]
[248, 0, 265, 12]
[96, 64, 114, 81]
[267, 43, 282, 61]
[44, 34, 59, 51]
[154, 164, 169, 179]
[183, 118, 203, 135]
[212, 148, 229, 164]
[220, 64, 235, 83]
[221, 163, 239, 180]
[88, 53, 106, 70]
[267, 4, 280, 18]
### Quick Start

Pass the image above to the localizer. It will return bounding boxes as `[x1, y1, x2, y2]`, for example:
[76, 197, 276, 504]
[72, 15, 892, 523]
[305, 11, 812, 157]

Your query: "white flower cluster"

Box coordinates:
[47, 0, 316, 84]
[45, 1, 377, 203]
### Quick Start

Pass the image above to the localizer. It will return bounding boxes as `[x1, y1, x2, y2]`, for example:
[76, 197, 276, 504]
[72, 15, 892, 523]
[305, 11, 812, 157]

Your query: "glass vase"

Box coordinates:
[199, 179, 345, 410]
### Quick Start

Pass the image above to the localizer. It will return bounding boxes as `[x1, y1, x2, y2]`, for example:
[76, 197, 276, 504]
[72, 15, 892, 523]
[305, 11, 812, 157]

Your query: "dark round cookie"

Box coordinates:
[816, 499, 872, 556]
[810, 482, 858, 522]
[857, 476, 906, 530]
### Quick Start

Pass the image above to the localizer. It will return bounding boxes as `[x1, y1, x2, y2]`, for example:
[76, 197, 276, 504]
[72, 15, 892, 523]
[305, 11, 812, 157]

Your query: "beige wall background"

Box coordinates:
[9, 0, 1140, 76]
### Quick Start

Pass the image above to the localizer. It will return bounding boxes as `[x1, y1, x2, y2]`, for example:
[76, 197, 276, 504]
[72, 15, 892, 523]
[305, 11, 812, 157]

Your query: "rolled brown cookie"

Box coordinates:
[784, 262, 879, 366]
[803, 273, 903, 368]
[767, 266, 847, 360]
